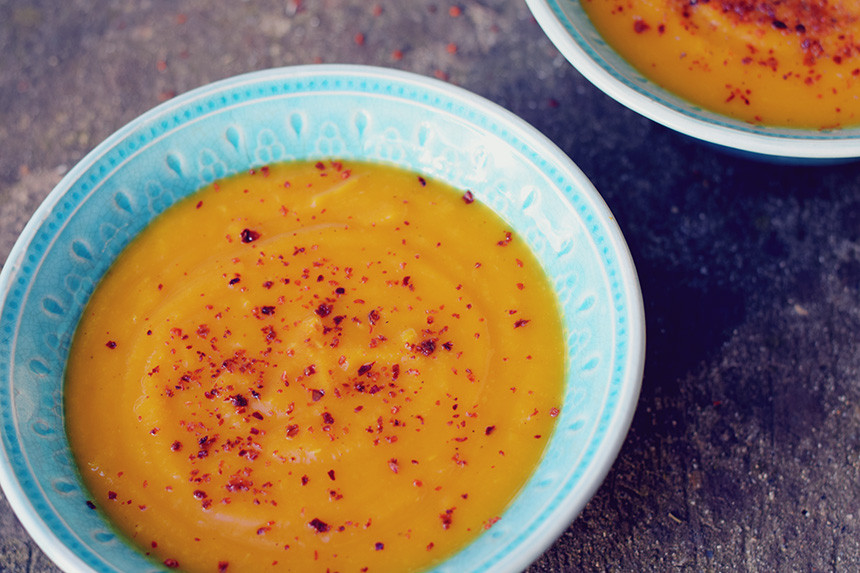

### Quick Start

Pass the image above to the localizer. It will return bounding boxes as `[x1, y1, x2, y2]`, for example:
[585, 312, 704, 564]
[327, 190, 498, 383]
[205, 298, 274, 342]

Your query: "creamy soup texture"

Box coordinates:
[65, 160, 565, 572]
[583, 0, 860, 127]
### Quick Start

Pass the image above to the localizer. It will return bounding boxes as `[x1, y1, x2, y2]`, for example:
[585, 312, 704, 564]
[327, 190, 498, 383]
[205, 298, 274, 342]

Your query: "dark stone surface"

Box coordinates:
[2, 0, 860, 571]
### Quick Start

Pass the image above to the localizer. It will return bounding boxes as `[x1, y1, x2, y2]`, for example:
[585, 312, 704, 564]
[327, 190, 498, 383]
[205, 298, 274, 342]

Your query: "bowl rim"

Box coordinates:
[0, 63, 645, 572]
[525, 0, 860, 160]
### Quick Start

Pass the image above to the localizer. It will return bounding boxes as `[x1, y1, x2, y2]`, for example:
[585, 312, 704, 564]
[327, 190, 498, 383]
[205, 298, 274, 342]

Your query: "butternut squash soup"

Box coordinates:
[582, 0, 860, 128]
[65, 160, 564, 572]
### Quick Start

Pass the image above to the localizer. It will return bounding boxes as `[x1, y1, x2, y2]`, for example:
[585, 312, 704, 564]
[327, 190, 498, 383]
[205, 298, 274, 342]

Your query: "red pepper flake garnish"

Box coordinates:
[170, 440, 182, 451]
[462, 190, 475, 204]
[311, 388, 324, 401]
[86, 500, 96, 509]
[229, 276, 241, 285]
[392, 49, 404, 60]
[305, 365, 318, 377]
[309, 518, 330, 533]
[286, 424, 300, 438]
[388, 458, 399, 474]
[375, 542, 385, 551]
[516, 283, 524, 290]
[417, 339, 437, 356]
[368, 309, 380, 325]
[240, 228, 260, 243]
[218, 562, 229, 572]
[485, 425, 496, 435]
[550, 407, 560, 417]
[301, 475, 309, 485]
[261, 306, 275, 315]
[328, 469, 336, 481]
[315, 303, 332, 317]
[358, 362, 375, 376]
[105, 340, 117, 349]
[335, 287, 346, 295]
[484, 516, 501, 530]
[257, 526, 271, 535]
[513, 319, 530, 328]
[108, 491, 117, 500]
[354, 32, 365, 46]
[322, 412, 335, 425]
[192, 489, 207, 499]
[449, 5, 462, 17]
[232, 394, 248, 407]
[633, 19, 650, 33]
[196, 200, 203, 209]
[164, 559, 180, 569]
[417, 176, 427, 186]
[440, 508, 455, 529]
[497, 231, 512, 246]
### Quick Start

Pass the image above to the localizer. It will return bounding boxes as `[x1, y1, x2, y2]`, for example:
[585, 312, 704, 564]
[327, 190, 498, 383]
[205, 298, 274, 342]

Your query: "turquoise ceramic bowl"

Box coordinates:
[525, 0, 860, 161]
[0, 65, 644, 572]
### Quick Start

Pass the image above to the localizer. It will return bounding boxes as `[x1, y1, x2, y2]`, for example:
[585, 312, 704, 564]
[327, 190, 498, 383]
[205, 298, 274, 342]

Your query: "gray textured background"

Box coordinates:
[2, 0, 860, 571]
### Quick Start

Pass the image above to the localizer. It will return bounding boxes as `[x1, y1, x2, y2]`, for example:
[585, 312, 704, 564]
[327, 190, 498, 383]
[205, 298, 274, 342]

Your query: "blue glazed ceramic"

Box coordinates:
[525, 0, 860, 162]
[0, 65, 644, 572]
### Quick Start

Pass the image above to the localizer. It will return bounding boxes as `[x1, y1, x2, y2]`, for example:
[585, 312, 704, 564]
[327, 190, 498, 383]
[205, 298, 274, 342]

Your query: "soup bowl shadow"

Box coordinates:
[0, 65, 644, 572]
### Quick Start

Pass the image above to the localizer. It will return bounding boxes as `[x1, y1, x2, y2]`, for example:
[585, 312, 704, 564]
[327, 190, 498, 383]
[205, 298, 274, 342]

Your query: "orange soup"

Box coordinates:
[582, 0, 860, 128]
[65, 160, 564, 572]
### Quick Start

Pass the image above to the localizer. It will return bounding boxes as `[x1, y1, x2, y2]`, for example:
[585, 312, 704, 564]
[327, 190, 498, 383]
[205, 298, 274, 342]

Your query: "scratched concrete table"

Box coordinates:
[2, 1, 860, 571]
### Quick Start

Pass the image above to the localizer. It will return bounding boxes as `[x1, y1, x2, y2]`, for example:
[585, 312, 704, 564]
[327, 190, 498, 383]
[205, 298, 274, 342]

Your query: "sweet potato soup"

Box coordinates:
[582, 0, 860, 128]
[65, 160, 564, 572]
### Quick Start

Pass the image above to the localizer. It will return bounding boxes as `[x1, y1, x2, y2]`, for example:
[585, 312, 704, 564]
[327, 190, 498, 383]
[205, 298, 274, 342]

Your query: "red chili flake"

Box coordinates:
[358, 362, 375, 376]
[416, 339, 437, 356]
[328, 469, 336, 481]
[550, 407, 560, 417]
[218, 562, 229, 572]
[192, 490, 207, 499]
[513, 319, 530, 328]
[311, 388, 324, 401]
[86, 500, 96, 509]
[105, 340, 117, 349]
[309, 518, 330, 533]
[170, 440, 182, 451]
[149, 427, 159, 435]
[305, 365, 318, 377]
[484, 516, 501, 529]
[335, 287, 346, 295]
[108, 491, 117, 500]
[485, 425, 496, 435]
[497, 231, 512, 246]
[333, 315, 346, 325]
[322, 412, 335, 425]
[261, 306, 275, 315]
[633, 19, 650, 33]
[388, 458, 399, 474]
[449, 5, 462, 17]
[417, 176, 427, 186]
[301, 475, 309, 485]
[164, 559, 180, 569]
[232, 394, 248, 407]
[516, 283, 524, 290]
[315, 303, 332, 317]
[440, 508, 455, 529]
[368, 309, 381, 325]
[391, 364, 400, 380]
[286, 424, 300, 438]
[257, 526, 271, 535]
[240, 229, 261, 243]
[354, 32, 365, 46]
[375, 542, 385, 551]
[402, 276, 411, 287]
[229, 277, 241, 285]
[392, 49, 404, 60]
[446, 42, 458, 54]
[462, 190, 475, 204]
[252, 411, 264, 420]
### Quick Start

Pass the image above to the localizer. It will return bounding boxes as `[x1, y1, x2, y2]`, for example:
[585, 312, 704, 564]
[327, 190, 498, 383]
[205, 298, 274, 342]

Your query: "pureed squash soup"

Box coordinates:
[582, 0, 860, 128]
[65, 160, 565, 572]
